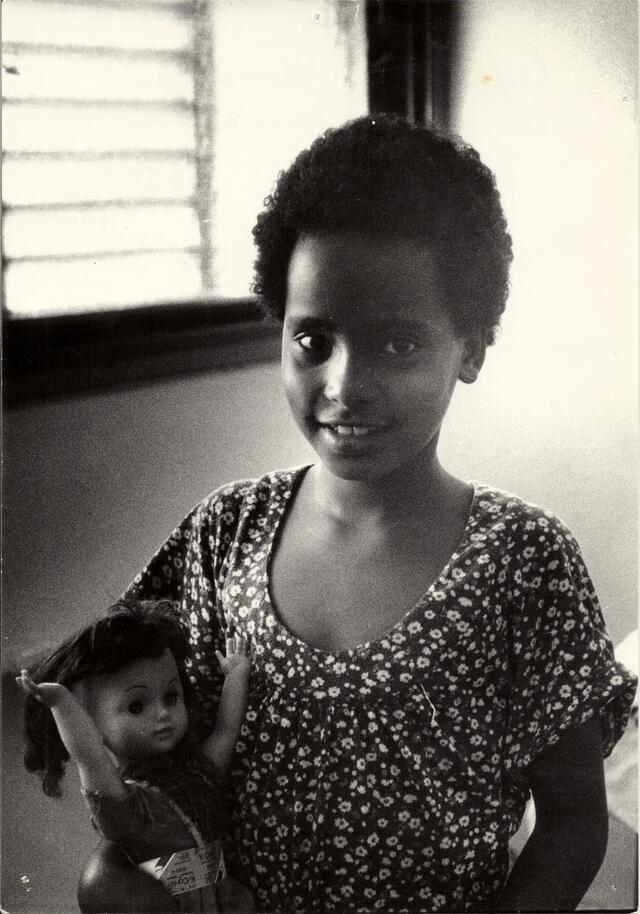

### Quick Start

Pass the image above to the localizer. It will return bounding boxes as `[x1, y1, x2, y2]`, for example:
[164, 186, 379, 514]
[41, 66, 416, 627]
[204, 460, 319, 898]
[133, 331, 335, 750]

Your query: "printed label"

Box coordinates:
[139, 841, 226, 896]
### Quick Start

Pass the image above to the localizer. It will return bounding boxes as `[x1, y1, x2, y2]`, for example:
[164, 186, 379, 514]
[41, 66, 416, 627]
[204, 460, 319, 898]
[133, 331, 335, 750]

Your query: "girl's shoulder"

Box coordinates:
[472, 482, 577, 542]
[194, 464, 309, 525]
[467, 483, 587, 576]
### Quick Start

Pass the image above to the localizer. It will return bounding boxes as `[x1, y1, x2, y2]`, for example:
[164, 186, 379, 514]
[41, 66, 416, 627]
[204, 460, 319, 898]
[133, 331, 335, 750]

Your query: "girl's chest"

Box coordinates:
[219, 504, 513, 773]
[266, 519, 465, 655]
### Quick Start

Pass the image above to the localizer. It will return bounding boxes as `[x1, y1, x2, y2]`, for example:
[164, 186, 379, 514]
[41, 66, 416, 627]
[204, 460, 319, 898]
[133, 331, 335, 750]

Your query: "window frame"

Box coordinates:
[3, 0, 457, 408]
[3, 298, 282, 406]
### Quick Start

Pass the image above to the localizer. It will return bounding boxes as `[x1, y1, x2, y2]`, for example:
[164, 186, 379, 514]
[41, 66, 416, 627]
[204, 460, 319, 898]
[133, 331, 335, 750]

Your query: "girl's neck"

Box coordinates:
[308, 452, 465, 528]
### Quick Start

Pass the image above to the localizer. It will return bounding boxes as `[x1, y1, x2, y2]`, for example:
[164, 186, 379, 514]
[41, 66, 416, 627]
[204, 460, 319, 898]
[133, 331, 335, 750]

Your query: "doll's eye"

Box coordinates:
[164, 691, 180, 707]
[128, 700, 144, 715]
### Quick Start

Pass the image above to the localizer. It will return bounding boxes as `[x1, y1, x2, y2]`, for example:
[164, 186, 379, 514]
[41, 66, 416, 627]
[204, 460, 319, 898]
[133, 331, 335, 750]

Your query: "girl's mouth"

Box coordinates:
[318, 423, 388, 446]
[328, 425, 378, 437]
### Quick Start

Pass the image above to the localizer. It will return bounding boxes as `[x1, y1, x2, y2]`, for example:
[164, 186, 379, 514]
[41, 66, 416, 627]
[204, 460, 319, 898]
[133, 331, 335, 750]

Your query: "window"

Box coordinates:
[3, 0, 454, 403]
[2, 0, 368, 316]
[2, 0, 215, 316]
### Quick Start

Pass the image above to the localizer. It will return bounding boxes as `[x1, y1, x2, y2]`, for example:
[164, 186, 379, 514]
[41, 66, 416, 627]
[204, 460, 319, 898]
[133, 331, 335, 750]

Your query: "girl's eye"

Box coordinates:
[383, 339, 418, 356]
[165, 691, 179, 707]
[295, 333, 331, 355]
[128, 700, 144, 715]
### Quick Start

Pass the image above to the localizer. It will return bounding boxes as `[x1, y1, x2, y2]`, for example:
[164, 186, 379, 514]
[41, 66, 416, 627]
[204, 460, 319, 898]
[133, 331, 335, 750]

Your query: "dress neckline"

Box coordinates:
[262, 465, 481, 660]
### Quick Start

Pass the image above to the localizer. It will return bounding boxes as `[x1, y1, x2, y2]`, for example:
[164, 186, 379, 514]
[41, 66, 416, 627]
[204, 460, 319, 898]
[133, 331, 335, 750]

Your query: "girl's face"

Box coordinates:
[78, 648, 188, 766]
[282, 232, 482, 482]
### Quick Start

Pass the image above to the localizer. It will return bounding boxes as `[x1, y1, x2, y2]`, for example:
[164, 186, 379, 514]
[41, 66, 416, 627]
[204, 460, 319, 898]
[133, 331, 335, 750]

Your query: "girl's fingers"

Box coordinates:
[223, 631, 250, 655]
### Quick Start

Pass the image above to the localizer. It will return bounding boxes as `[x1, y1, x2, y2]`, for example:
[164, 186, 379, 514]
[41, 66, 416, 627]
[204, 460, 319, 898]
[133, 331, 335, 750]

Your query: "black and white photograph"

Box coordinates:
[2, 1, 637, 912]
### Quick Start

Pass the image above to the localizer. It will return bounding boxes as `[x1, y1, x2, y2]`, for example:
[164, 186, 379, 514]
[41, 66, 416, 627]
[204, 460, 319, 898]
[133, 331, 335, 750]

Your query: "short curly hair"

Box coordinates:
[253, 115, 512, 344]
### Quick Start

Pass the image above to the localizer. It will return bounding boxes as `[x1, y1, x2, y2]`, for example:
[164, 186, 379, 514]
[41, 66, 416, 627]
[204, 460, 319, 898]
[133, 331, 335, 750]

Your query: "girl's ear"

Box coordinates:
[458, 331, 486, 384]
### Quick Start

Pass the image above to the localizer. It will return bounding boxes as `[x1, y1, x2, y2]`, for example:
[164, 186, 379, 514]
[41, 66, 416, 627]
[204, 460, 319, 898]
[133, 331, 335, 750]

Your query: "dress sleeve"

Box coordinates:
[122, 483, 247, 734]
[504, 512, 637, 776]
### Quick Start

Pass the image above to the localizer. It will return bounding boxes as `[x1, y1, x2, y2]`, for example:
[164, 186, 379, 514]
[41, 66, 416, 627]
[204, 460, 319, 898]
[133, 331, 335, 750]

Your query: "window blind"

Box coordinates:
[2, 0, 212, 316]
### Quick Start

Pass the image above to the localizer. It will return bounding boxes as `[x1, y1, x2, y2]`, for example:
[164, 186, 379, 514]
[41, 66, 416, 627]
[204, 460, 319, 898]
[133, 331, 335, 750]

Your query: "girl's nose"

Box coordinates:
[324, 344, 375, 407]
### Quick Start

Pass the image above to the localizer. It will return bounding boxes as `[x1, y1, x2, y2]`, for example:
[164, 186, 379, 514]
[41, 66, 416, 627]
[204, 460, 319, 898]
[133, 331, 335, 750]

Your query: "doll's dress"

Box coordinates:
[124, 466, 638, 913]
[83, 741, 226, 912]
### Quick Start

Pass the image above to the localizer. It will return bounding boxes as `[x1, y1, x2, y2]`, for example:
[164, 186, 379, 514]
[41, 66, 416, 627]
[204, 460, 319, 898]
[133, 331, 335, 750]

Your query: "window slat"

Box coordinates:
[4, 205, 200, 259]
[5, 252, 202, 316]
[2, 158, 196, 206]
[6, 247, 200, 264]
[2, 50, 194, 103]
[3, 150, 196, 161]
[5, 199, 193, 213]
[2, 103, 196, 153]
[3, 42, 192, 63]
[3, 2, 194, 52]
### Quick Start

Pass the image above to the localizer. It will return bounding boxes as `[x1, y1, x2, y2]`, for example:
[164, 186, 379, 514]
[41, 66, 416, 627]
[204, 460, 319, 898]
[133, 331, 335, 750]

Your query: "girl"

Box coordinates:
[81, 116, 635, 913]
[18, 599, 253, 913]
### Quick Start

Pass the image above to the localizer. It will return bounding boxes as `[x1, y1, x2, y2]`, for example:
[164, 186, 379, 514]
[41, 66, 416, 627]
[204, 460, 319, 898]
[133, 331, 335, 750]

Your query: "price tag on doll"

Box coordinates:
[139, 841, 226, 895]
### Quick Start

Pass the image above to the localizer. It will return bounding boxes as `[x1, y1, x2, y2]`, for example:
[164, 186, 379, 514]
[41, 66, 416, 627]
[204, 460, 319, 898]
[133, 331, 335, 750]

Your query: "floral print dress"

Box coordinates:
[125, 466, 637, 913]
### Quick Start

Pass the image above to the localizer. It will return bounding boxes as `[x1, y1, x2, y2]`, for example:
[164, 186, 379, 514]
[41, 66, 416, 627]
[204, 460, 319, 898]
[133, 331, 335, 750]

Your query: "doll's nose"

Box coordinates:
[156, 703, 171, 721]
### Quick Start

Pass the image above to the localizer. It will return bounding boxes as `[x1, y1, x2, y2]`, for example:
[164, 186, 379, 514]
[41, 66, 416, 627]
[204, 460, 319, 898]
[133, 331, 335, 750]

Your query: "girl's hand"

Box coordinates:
[215, 634, 251, 679]
[16, 670, 71, 708]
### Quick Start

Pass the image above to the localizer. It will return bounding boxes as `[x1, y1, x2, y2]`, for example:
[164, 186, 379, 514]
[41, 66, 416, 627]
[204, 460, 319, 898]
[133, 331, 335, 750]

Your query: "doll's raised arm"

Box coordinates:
[200, 635, 251, 774]
[17, 671, 127, 800]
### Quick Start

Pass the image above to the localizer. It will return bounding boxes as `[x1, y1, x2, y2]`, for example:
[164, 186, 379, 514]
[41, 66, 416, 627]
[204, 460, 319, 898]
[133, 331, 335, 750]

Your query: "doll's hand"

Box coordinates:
[16, 669, 71, 708]
[203, 634, 251, 772]
[215, 634, 251, 679]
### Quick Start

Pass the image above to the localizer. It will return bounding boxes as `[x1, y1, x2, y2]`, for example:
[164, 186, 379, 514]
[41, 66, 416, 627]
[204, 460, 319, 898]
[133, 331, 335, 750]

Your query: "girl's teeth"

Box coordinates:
[334, 425, 371, 437]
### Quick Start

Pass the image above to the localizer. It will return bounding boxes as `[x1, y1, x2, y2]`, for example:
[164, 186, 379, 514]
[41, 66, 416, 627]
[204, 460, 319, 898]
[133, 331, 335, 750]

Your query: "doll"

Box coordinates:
[18, 598, 253, 913]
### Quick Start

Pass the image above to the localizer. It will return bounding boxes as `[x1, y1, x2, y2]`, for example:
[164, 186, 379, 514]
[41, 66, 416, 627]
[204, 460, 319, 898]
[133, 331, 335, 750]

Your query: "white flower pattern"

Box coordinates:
[126, 467, 637, 913]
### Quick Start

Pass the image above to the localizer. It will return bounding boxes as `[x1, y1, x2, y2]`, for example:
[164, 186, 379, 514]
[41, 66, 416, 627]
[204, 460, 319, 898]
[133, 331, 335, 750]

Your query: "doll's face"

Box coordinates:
[78, 649, 188, 767]
[282, 232, 483, 482]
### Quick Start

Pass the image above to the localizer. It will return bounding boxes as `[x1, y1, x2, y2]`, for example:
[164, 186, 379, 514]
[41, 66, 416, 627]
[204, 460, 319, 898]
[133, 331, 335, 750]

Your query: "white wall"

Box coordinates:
[3, 362, 314, 674]
[441, 0, 638, 644]
[211, 0, 368, 294]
